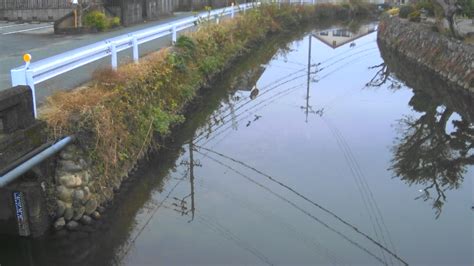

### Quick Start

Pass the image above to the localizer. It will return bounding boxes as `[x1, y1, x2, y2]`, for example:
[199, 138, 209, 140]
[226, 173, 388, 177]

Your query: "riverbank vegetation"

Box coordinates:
[386, 0, 473, 39]
[42, 3, 377, 205]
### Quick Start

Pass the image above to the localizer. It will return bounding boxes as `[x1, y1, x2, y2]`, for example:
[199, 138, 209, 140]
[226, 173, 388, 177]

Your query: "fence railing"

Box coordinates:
[11, 2, 261, 117]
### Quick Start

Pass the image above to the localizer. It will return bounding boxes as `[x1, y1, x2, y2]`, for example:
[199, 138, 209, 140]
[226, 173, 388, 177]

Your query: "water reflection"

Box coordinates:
[0, 23, 317, 266]
[2, 22, 472, 265]
[378, 41, 474, 218]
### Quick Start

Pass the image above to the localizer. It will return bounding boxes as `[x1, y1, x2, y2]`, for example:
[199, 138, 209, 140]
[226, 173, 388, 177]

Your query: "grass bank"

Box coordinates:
[43, 3, 376, 205]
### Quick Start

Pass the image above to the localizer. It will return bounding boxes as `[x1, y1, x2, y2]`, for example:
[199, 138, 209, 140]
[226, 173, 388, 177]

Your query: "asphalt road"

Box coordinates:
[0, 13, 192, 105]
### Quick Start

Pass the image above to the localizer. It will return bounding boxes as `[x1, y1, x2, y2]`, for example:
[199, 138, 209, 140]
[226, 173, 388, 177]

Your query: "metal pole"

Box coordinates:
[111, 43, 118, 70]
[0, 136, 74, 188]
[172, 25, 177, 44]
[132, 36, 139, 63]
[231, 3, 235, 18]
[25, 70, 37, 118]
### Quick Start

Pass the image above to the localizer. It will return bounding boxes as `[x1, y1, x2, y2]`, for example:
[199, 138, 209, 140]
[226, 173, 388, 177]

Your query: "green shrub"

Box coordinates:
[415, 0, 434, 16]
[84, 11, 109, 31]
[399, 5, 415, 18]
[110, 17, 121, 28]
[408, 10, 421, 22]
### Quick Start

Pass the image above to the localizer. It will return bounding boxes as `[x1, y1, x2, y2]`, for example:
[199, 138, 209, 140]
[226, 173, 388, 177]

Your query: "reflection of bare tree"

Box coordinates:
[366, 63, 401, 90]
[377, 40, 474, 218]
[390, 93, 473, 218]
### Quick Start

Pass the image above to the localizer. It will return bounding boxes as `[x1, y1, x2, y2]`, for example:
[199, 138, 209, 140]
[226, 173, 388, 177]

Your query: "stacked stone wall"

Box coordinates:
[378, 15, 473, 92]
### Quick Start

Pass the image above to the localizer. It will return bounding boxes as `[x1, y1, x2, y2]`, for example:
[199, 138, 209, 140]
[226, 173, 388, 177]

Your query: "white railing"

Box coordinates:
[10, 2, 260, 117]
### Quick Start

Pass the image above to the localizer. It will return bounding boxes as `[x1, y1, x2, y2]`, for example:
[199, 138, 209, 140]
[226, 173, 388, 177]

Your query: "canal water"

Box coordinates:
[0, 22, 472, 266]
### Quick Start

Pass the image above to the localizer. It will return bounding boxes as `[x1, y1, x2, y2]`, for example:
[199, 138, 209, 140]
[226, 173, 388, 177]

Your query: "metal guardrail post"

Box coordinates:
[172, 25, 177, 44]
[110, 42, 118, 70]
[132, 36, 139, 64]
[25, 70, 37, 118]
[11, 55, 38, 118]
[231, 3, 235, 18]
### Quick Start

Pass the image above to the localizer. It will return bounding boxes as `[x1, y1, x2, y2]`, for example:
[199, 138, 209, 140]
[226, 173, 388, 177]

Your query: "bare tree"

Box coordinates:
[433, 0, 461, 37]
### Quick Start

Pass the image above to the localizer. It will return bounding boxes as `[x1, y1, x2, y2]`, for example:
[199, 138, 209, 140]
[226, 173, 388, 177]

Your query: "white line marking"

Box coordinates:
[0, 23, 26, 30]
[2, 25, 53, 35]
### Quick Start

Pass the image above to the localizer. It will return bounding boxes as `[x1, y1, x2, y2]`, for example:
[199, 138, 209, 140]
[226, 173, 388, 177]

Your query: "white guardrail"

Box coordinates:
[10, 2, 263, 117]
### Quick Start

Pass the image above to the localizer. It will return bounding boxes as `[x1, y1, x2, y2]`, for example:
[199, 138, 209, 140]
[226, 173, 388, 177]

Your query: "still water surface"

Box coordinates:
[1, 22, 472, 266]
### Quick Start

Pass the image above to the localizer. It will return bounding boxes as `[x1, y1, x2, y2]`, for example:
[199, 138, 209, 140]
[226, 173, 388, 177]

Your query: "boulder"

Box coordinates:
[57, 185, 73, 202]
[59, 160, 83, 172]
[80, 215, 93, 225]
[84, 198, 98, 215]
[66, 221, 80, 231]
[64, 207, 74, 221]
[73, 206, 85, 221]
[91, 211, 101, 220]
[53, 218, 66, 231]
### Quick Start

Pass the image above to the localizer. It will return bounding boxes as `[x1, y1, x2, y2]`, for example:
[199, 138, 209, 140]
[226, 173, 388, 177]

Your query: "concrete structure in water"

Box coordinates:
[0, 86, 51, 237]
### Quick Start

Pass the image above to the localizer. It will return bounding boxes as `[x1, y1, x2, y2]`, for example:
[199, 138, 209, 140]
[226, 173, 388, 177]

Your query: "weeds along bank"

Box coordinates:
[42, 3, 375, 231]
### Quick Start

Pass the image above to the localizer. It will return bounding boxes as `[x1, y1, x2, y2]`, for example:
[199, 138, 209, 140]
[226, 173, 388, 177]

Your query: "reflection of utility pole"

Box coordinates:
[301, 33, 324, 122]
[175, 138, 201, 222]
[188, 140, 196, 222]
[305, 34, 312, 123]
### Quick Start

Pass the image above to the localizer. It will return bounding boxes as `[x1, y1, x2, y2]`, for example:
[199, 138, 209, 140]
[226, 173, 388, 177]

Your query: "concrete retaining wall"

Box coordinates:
[0, 8, 72, 21]
[121, 0, 174, 26]
[174, 0, 232, 11]
[0, 86, 51, 237]
[378, 15, 473, 92]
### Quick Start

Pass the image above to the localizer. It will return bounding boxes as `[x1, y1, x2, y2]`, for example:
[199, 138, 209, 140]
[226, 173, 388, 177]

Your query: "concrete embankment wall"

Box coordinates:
[0, 8, 72, 22]
[0, 0, 86, 21]
[378, 16, 473, 93]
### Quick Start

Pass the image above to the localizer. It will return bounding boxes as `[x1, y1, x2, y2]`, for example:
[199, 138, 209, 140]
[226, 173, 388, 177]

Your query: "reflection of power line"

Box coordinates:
[194, 69, 312, 142]
[119, 168, 189, 261]
[195, 41, 378, 140]
[195, 150, 387, 265]
[197, 48, 378, 144]
[322, 118, 399, 264]
[304, 34, 392, 264]
[195, 146, 408, 266]
[198, 82, 305, 146]
[197, 213, 273, 265]
[200, 181, 347, 266]
[323, 118, 390, 264]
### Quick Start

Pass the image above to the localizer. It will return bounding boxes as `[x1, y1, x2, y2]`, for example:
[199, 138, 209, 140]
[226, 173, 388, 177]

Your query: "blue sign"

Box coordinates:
[13, 192, 30, 236]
